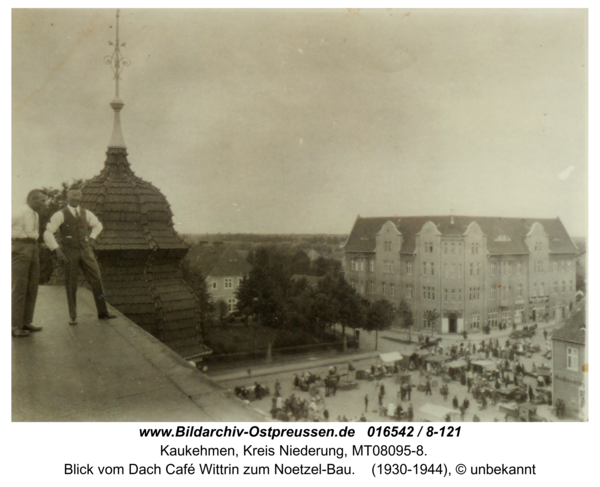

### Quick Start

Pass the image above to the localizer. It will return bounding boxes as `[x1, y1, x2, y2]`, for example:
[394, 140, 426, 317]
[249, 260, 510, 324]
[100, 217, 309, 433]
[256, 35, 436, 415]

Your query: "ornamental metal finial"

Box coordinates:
[104, 9, 130, 97]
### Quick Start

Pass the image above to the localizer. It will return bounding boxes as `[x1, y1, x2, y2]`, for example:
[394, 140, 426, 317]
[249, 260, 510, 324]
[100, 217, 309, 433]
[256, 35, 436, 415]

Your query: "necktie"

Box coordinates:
[74, 209, 79, 218]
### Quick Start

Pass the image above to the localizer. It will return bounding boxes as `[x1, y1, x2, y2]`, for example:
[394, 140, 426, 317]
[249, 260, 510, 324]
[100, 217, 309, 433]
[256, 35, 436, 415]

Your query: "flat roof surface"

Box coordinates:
[12, 286, 267, 422]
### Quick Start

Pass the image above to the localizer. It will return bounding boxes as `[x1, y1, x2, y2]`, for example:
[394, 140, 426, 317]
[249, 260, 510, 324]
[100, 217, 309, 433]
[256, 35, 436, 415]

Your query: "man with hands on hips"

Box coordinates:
[43, 188, 116, 326]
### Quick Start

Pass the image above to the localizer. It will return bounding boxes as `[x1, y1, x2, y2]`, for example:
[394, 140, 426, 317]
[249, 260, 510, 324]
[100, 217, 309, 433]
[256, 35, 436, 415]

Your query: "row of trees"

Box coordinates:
[233, 247, 425, 349]
[182, 245, 445, 351]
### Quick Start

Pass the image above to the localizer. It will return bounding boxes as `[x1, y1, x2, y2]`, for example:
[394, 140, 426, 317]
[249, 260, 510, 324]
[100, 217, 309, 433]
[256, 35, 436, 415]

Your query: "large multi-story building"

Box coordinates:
[343, 216, 578, 334]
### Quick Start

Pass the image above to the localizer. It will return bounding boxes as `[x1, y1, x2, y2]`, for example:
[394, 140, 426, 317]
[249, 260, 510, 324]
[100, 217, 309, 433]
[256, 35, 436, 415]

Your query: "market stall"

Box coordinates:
[418, 403, 461, 422]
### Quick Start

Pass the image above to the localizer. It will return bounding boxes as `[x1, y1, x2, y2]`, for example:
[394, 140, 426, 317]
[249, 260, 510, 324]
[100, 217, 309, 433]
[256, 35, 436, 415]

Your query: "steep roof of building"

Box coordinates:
[187, 244, 253, 277]
[344, 215, 578, 255]
[552, 298, 586, 345]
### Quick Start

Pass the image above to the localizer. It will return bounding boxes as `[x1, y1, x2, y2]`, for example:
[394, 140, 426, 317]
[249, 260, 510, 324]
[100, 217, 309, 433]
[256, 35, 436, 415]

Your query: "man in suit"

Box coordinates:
[12, 189, 47, 337]
[43, 188, 116, 325]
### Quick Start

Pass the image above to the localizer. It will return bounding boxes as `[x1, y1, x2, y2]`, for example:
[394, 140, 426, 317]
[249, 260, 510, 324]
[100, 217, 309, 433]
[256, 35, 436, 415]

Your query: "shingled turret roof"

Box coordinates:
[79, 12, 209, 360]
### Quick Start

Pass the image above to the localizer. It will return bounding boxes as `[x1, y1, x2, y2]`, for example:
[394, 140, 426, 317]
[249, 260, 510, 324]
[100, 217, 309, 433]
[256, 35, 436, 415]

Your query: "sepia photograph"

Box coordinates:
[11, 8, 587, 424]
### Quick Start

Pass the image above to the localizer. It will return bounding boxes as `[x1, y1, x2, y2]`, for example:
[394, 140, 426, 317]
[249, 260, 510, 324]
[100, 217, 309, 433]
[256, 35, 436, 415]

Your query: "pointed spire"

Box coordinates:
[104, 9, 130, 149]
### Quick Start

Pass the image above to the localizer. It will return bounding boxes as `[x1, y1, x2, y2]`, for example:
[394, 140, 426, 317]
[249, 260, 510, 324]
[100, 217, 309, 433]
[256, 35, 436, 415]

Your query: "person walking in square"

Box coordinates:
[12, 189, 47, 337]
[44, 189, 116, 325]
[364, 394, 369, 412]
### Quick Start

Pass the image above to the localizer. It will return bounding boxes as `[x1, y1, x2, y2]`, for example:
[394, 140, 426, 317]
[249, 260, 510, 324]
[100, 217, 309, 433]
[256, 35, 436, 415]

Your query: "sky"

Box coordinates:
[11, 8, 588, 237]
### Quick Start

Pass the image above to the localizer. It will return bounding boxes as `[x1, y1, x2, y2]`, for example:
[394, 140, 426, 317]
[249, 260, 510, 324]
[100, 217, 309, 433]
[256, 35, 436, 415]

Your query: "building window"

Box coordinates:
[458, 289, 462, 302]
[476, 263, 480, 276]
[370, 260, 375, 272]
[444, 288, 448, 302]
[390, 283, 395, 297]
[553, 281, 558, 294]
[535, 241, 542, 251]
[212, 281, 218, 289]
[517, 261, 522, 275]
[368, 281, 374, 294]
[536, 260, 544, 273]
[569, 280, 573, 292]
[451, 264, 456, 279]
[469, 263, 474, 276]
[359, 259, 365, 271]
[491, 286, 496, 300]
[227, 298, 237, 312]
[382, 282, 386, 295]
[488, 311, 498, 328]
[350, 280, 357, 289]
[562, 281, 566, 293]
[507, 263, 512, 276]
[444, 264, 448, 278]
[422, 311, 429, 329]
[562, 261, 567, 272]
[567, 347, 579, 371]
[424, 242, 433, 253]
[224, 278, 233, 289]
[451, 289, 456, 302]
[406, 284, 413, 299]
[517, 284, 523, 297]
[541, 283, 545, 296]
[470, 312, 480, 330]
[471, 242, 479, 254]
[553, 262, 558, 273]
[351, 258, 357, 271]
[423, 262, 427, 276]
[451, 243, 456, 254]
[238, 277, 243, 287]
[444, 243, 448, 254]
[406, 262, 412, 275]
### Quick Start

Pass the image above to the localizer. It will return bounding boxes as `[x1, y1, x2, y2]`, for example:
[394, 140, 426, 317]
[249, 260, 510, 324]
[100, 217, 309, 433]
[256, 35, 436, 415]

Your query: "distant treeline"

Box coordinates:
[180, 233, 348, 254]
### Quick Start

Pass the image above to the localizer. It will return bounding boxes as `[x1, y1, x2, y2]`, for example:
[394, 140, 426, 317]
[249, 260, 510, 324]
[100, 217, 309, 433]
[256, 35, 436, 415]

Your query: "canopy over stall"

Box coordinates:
[418, 404, 461, 422]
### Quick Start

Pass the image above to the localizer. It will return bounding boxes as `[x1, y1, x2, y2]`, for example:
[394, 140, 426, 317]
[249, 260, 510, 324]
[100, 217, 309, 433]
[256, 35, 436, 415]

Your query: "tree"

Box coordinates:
[364, 299, 395, 350]
[235, 246, 291, 328]
[315, 274, 365, 350]
[423, 309, 440, 336]
[396, 299, 414, 341]
[180, 260, 215, 331]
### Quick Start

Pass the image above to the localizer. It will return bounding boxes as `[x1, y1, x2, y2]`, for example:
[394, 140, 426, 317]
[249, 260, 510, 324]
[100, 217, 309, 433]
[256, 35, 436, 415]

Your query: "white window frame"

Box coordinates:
[567, 347, 579, 371]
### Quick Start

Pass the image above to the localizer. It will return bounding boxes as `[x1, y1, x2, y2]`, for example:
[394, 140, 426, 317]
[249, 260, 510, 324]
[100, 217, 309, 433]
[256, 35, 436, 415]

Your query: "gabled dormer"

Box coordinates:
[375, 220, 403, 254]
[416, 221, 442, 255]
[524, 222, 549, 254]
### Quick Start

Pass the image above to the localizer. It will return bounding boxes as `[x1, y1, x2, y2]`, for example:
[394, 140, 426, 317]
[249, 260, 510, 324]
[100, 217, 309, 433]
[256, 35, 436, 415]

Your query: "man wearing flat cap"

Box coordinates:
[44, 188, 116, 325]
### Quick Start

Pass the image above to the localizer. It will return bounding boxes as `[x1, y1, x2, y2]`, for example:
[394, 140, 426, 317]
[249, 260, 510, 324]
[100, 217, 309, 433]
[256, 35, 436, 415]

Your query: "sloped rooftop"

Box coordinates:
[344, 215, 578, 255]
[187, 244, 253, 277]
[552, 298, 586, 345]
[12, 286, 267, 422]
